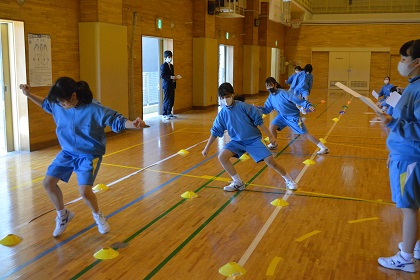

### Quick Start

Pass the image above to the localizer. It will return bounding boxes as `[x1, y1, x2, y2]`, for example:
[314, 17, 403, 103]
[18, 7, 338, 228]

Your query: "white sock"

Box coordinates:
[317, 142, 327, 149]
[400, 251, 414, 261]
[93, 211, 101, 217]
[57, 209, 67, 217]
[232, 174, 242, 183]
[281, 174, 293, 182]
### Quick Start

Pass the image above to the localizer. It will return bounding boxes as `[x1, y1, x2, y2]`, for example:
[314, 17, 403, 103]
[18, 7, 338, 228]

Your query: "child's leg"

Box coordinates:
[263, 155, 296, 187]
[78, 185, 99, 213]
[218, 149, 239, 179]
[401, 208, 418, 255]
[269, 124, 278, 140]
[303, 133, 328, 148]
[43, 175, 65, 211]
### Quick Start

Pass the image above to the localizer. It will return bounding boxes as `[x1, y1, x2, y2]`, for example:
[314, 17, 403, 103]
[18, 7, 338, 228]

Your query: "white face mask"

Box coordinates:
[165, 57, 172, 63]
[397, 59, 417, 77]
[384, 79, 389, 84]
[220, 96, 233, 107]
[295, 70, 299, 74]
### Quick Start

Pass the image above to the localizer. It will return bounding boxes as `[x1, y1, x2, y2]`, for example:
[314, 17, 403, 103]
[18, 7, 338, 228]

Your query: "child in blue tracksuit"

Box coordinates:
[20, 77, 146, 237]
[202, 83, 298, 191]
[304, 64, 313, 96]
[377, 39, 420, 273]
[258, 77, 328, 155]
[376, 76, 394, 111]
[285, 66, 302, 86]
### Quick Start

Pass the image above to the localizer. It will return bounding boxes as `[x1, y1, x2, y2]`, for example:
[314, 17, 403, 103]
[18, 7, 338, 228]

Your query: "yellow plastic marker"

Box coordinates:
[219, 262, 246, 277]
[0, 234, 22, 246]
[266, 257, 282, 276]
[264, 137, 270, 143]
[319, 138, 327, 144]
[262, 114, 267, 118]
[181, 191, 198, 199]
[93, 183, 109, 191]
[177, 149, 189, 156]
[303, 159, 316, 165]
[295, 230, 321, 242]
[201, 175, 230, 182]
[347, 217, 379, 224]
[270, 199, 289, 207]
[93, 247, 119, 260]
[239, 153, 250, 161]
[332, 117, 339, 122]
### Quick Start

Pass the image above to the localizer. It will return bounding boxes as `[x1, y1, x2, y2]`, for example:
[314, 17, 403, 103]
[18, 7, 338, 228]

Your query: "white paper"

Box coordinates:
[385, 91, 402, 107]
[176, 75, 182, 79]
[335, 82, 382, 114]
[335, 82, 361, 97]
[372, 90, 379, 100]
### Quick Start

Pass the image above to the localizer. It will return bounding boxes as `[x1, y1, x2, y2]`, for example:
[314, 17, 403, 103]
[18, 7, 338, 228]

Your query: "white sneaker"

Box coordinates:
[162, 115, 169, 121]
[398, 241, 420, 260]
[169, 114, 177, 119]
[267, 143, 278, 150]
[378, 252, 416, 273]
[53, 209, 75, 237]
[223, 181, 245, 192]
[317, 147, 329, 155]
[93, 212, 110, 234]
[299, 107, 307, 115]
[286, 180, 298, 190]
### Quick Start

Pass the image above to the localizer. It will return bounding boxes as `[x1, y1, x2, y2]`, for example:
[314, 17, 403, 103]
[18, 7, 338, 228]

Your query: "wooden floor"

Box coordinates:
[0, 89, 419, 279]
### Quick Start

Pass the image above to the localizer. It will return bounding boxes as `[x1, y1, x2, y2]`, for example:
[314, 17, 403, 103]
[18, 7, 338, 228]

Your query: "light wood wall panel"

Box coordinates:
[285, 23, 420, 91]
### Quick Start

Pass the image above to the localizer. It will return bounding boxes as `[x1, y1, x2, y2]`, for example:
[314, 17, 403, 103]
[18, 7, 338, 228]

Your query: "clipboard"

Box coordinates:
[335, 82, 383, 114]
[372, 90, 379, 100]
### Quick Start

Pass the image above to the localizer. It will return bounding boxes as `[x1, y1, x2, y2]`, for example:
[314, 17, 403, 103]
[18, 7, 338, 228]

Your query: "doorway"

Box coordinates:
[0, 21, 27, 153]
[218, 44, 234, 86]
[328, 51, 371, 90]
[142, 36, 173, 118]
[271, 48, 281, 81]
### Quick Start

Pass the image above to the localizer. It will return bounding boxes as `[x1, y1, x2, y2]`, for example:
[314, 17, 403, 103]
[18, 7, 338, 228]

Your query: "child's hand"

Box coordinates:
[307, 106, 315, 112]
[202, 148, 208, 157]
[132, 117, 146, 128]
[269, 137, 277, 147]
[377, 112, 392, 125]
[19, 84, 30, 96]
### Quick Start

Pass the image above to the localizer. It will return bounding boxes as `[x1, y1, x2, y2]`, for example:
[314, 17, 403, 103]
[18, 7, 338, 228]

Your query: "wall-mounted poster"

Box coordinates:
[28, 33, 52, 87]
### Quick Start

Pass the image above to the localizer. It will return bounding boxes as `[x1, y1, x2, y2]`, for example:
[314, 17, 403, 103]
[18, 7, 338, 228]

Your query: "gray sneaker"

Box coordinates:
[53, 209, 75, 237]
[317, 147, 329, 155]
[398, 241, 420, 260]
[223, 181, 245, 192]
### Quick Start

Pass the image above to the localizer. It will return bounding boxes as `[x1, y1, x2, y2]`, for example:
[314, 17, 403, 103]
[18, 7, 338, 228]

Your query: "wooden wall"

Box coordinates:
[1, 0, 419, 150]
[284, 23, 420, 91]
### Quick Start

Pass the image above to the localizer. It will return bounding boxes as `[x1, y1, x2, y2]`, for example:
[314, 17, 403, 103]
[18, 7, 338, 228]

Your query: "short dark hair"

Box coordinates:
[264, 77, 282, 88]
[304, 64, 313, 73]
[294, 66, 302, 71]
[218, 83, 234, 98]
[400, 39, 420, 59]
[164, 50, 173, 58]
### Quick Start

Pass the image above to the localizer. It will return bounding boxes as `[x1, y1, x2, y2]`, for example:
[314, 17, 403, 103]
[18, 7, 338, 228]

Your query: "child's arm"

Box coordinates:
[19, 84, 44, 107]
[259, 123, 277, 147]
[125, 117, 147, 129]
[202, 135, 217, 157]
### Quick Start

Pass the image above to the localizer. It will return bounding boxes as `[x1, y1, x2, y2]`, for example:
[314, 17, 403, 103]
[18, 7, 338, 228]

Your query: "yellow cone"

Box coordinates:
[93, 184, 109, 191]
[271, 199, 289, 207]
[332, 117, 339, 122]
[93, 247, 119, 260]
[239, 153, 250, 161]
[263, 137, 270, 143]
[0, 234, 22, 246]
[319, 138, 327, 144]
[178, 149, 189, 156]
[262, 114, 266, 118]
[303, 159, 316, 165]
[181, 191, 198, 199]
[219, 262, 246, 277]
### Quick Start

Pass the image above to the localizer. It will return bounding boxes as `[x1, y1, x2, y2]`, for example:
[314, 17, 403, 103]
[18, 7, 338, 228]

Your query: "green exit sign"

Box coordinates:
[156, 18, 162, 30]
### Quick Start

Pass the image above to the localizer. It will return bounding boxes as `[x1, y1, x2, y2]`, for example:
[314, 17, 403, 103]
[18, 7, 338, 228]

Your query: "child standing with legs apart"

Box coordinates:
[20, 77, 146, 237]
[377, 39, 420, 273]
[201, 83, 298, 191]
[258, 77, 328, 155]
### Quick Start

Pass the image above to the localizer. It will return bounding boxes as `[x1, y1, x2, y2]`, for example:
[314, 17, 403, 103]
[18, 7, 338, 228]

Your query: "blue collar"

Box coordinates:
[409, 74, 420, 83]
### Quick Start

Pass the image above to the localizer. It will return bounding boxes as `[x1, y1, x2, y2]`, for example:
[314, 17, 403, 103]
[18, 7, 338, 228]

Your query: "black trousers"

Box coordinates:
[162, 87, 175, 116]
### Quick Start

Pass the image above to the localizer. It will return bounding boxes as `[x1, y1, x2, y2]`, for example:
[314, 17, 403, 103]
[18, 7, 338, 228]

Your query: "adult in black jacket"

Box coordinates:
[160, 50, 177, 120]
